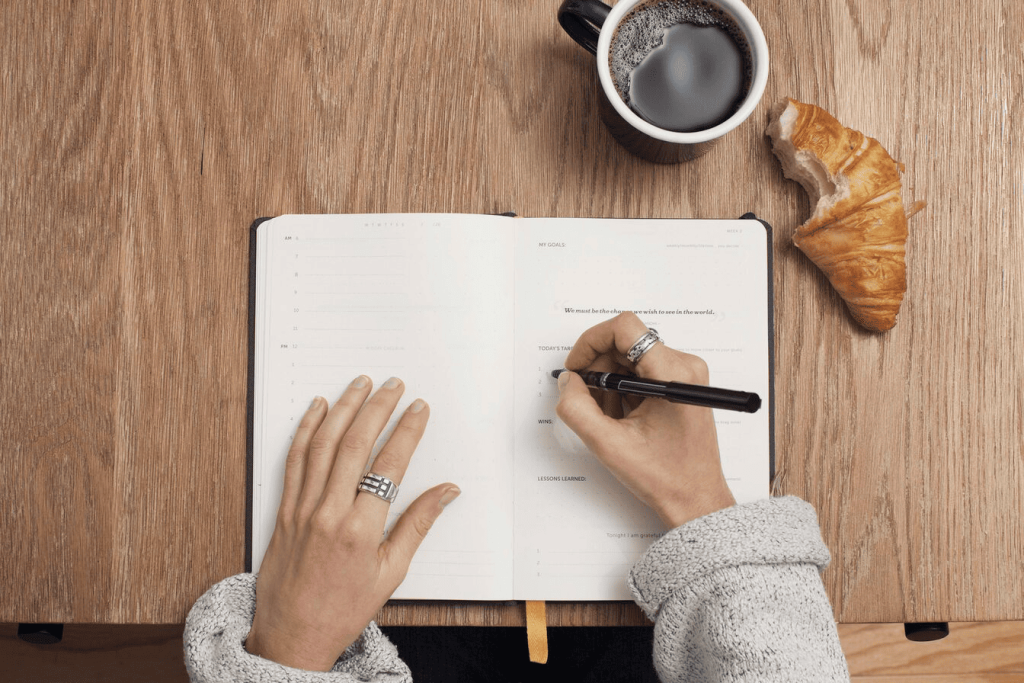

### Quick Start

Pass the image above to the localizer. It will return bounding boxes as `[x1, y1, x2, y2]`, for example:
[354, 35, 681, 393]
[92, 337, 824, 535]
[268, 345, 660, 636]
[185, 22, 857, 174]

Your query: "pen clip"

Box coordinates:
[618, 379, 664, 397]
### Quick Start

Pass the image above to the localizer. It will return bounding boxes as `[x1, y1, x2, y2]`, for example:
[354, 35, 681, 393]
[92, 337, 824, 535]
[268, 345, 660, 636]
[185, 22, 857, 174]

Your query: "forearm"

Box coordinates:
[631, 496, 850, 682]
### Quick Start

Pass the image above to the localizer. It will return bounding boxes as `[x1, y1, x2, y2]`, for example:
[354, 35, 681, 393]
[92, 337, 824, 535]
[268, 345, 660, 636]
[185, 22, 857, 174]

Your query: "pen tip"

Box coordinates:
[551, 369, 565, 379]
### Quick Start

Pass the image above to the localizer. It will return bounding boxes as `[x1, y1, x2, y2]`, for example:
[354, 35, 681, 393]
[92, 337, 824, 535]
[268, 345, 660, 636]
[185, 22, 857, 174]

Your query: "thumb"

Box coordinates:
[381, 483, 460, 585]
[555, 371, 618, 452]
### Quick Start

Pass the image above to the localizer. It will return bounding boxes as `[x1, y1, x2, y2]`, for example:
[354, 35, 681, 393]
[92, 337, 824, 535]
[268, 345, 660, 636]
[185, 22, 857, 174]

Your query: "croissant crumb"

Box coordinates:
[766, 98, 909, 332]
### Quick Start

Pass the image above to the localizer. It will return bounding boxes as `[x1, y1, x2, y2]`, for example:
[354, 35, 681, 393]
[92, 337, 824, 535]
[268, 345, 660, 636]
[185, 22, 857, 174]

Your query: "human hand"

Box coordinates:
[244, 376, 460, 671]
[556, 312, 736, 528]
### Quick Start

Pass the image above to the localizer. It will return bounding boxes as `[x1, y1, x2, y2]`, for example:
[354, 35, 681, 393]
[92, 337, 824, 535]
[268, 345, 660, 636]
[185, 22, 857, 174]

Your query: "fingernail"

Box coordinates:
[408, 398, 426, 413]
[557, 371, 570, 390]
[439, 486, 461, 508]
[310, 396, 322, 409]
[383, 377, 401, 389]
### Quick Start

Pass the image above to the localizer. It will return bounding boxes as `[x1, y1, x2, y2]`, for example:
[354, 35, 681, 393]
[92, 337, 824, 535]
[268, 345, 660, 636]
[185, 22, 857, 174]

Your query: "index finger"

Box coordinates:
[564, 311, 672, 377]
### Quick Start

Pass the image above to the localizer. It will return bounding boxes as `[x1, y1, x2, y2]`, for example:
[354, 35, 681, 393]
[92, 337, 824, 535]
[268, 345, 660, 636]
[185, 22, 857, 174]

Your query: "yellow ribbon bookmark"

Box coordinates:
[525, 600, 548, 664]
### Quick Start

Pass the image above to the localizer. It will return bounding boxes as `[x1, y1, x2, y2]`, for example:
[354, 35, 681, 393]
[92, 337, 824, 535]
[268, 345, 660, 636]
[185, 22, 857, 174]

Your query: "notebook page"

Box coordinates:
[512, 218, 771, 600]
[253, 214, 516, 600]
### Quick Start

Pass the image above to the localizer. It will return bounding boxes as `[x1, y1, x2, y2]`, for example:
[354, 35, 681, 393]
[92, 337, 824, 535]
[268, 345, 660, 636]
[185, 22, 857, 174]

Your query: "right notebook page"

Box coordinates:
[511, 217, 772, 600]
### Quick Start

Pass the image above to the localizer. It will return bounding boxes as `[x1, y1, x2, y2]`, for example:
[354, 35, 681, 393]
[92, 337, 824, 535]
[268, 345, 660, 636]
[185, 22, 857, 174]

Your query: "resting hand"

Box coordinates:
[556, 312, 735, 528]
[244, 376, 460, 671]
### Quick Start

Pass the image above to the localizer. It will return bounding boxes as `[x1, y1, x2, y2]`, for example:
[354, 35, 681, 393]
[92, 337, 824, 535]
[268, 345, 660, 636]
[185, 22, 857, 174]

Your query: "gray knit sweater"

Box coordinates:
[184, 496, 850, 681]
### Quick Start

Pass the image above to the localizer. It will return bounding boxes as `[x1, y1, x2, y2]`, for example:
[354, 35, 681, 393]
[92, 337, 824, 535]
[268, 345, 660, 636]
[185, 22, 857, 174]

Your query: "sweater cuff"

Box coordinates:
[184, 573, 410, 682]
[628, 496, 831, 620]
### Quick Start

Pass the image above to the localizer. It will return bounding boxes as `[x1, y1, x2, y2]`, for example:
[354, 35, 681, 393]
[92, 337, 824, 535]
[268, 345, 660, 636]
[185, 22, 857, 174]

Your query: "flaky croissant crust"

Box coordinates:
[768, 98, 908, 332]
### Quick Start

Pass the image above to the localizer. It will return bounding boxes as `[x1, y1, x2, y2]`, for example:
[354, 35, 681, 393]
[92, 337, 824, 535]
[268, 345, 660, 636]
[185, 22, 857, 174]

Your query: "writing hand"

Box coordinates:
[245, 376, 460, 671]
[556, 312, 735, 528]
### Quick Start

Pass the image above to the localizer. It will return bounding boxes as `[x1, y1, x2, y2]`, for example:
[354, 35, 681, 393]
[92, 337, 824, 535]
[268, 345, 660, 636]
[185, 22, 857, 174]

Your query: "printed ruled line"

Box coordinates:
[298, 364, 406, 368]
[299, 291, 395, 296]
[414, 550, 498, 554]
[296, 277, 394, 283]
[534, 567, 632, 576]
[302, 372, 404, 380]
[294, 350, 371, 354]
[301, 345, 400, 349]
[307, 272, 399, 275]
[297, 360, 400, 365]
[306, 307, 409, 312]
[407, 561, 495, 565]
[538, 550, 640, 555]
[540, 562, 633, 567]
[407, 571, 496, 577]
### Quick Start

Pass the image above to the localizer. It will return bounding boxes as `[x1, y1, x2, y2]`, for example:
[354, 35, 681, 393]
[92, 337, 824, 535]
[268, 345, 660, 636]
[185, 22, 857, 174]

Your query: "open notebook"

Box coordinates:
[247, 214, 774, 601]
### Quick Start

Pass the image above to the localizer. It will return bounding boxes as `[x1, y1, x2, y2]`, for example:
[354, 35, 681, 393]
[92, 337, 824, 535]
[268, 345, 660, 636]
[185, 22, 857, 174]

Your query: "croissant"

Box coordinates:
[766, 98, 908, 332]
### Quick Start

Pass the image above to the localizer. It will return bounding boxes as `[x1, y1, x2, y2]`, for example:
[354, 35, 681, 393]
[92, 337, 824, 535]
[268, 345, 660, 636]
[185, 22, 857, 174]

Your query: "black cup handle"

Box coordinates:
[557, 0, 612, 55]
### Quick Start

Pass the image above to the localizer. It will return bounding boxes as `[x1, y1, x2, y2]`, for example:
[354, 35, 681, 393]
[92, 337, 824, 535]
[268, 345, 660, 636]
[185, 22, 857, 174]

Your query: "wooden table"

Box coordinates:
[2, 0, 1021, 627]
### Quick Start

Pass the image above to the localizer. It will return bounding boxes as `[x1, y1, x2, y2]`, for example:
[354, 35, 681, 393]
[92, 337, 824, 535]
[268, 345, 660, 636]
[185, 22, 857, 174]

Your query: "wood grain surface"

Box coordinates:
[2, 620, 1023, 680]
[1, 0, 1021, 626]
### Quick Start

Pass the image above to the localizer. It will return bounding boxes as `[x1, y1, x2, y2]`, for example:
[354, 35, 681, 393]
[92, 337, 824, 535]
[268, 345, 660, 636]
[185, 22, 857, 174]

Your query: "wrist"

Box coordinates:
[245, 627, 338, 673]
[659, 485, 736, 529]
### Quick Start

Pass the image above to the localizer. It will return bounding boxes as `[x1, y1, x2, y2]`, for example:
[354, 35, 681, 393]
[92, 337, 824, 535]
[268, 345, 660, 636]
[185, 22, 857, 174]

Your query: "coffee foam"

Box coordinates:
[610, 0, 752, 113]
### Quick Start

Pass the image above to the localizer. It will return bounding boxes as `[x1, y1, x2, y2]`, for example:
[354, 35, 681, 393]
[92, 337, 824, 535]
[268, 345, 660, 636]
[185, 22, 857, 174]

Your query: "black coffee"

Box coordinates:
[609, 0, 753, 133]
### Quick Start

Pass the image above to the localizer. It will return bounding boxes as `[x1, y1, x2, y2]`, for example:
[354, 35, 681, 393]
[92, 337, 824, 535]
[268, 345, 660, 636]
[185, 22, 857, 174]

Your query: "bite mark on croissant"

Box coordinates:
[767, 98, 908, 332]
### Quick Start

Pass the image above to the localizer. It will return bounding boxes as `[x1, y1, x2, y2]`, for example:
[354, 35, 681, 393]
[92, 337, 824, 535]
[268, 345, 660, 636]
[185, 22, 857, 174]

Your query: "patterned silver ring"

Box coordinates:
[357, 472, 399, 504]
[626, 328, 662, 365]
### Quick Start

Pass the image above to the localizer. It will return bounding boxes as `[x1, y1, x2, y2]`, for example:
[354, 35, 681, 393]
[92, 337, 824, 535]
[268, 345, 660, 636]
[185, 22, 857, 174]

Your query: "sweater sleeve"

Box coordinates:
[629, 496, 850, 682]
[183, 573, 412, 683]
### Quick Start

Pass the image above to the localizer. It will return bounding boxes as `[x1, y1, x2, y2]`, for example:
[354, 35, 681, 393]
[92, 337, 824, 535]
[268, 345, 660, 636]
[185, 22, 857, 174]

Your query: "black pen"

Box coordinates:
[551, 369, 761, 413]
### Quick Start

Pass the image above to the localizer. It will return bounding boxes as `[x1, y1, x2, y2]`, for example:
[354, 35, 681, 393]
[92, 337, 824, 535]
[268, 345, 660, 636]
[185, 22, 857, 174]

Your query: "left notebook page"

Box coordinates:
[253, 214, 516, 600]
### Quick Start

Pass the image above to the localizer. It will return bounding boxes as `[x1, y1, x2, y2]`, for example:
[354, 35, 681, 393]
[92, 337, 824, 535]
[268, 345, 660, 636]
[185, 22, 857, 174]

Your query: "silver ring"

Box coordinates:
[626, 328, 661, 365]
[357, 472, 399, 504]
